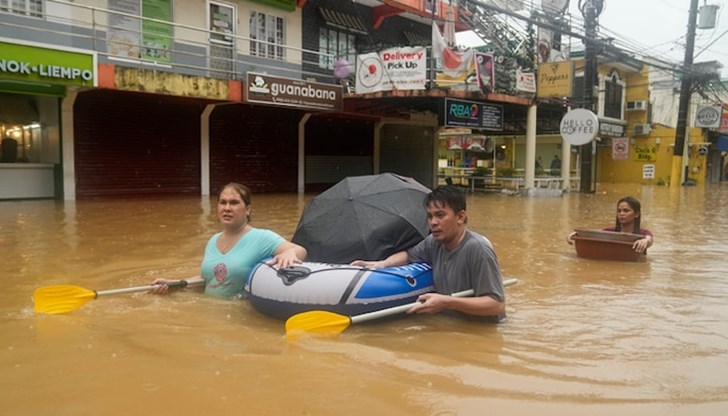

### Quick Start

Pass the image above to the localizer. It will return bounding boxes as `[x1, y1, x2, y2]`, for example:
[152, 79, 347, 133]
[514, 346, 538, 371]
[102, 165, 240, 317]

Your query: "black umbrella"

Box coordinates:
[292, 173, 431, 263]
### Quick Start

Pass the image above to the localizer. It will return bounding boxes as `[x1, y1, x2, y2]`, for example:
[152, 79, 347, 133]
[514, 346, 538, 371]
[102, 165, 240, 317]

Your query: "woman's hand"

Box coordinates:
[566, 231, 577, 244]
[149, 278, 176, 295]
[632, 236, 653, 253]
[267, 242, 307, 270]
[267, 249, 303, 270]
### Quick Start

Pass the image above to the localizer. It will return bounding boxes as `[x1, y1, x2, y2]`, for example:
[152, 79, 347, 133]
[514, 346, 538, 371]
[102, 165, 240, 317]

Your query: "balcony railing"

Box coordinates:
[0, 0, 518, 95]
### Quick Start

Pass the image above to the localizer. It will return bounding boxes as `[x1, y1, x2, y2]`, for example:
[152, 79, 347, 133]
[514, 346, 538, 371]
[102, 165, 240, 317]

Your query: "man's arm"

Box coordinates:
[350, 250, 410, 268]
[408, 292, 505, 316]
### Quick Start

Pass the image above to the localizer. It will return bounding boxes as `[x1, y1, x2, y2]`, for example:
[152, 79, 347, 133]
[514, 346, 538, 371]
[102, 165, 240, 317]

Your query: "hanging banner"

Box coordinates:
[612, 137, 629, 160]
[475, 52, 495, 93]
[719, 106, 728, 133]
[107, 0, 141, 58]
[516, 68, 536, 95]
[141, 0, 172, 62]
[355, 47, 426, 94]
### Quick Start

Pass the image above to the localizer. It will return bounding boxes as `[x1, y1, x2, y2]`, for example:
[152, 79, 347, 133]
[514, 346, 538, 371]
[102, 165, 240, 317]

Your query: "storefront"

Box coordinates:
[0, 40, 96, 199]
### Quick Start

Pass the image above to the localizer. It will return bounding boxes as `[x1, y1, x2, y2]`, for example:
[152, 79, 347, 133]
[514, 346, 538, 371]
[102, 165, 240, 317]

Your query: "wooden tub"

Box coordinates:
[571, 229, 644, 262]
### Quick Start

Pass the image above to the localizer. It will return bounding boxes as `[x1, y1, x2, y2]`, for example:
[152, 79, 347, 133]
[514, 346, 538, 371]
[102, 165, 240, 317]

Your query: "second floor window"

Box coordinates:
[318, 28, 356, 70]
[250, 11, 284, 60]
[0, 0, 43, 17]
[604, 73, 624, 119]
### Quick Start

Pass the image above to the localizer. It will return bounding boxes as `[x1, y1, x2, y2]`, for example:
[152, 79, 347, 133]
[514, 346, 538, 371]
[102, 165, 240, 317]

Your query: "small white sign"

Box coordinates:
[643, 164, 655, 179]
[560, 108, 599, 145]
[695, 105, 722, 128]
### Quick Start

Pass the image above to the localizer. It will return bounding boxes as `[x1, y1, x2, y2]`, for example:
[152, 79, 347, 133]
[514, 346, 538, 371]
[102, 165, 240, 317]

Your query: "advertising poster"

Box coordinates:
[444, 98, 503, 131]
[107, 0, 141, 58]
[141, 0, 172, 62]
[475, 52, 495, 93]
[355, 47, 426, 94]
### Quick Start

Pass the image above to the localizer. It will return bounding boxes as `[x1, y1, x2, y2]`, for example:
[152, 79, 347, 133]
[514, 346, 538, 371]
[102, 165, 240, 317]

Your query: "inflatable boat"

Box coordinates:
[245, 261, 433, 320]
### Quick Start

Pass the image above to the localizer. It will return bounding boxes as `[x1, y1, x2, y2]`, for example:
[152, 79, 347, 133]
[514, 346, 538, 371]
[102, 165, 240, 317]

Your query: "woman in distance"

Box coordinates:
[567, 196, 653, 254]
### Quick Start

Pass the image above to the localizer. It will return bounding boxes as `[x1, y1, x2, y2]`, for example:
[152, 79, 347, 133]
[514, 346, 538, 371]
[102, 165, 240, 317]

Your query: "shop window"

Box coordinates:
[318, 28, 356, 70]
[1, 123, 42, 163]
[250, 10, 285, 60]
[425, 0, 438, 14]
[0, 0, 43, 17]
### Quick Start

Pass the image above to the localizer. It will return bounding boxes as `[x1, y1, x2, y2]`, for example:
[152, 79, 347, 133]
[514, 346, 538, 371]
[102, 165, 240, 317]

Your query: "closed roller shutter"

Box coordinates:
[74, 90, 204, 197]
[380, 124, 434, 188]
[209, 105, 301, 194]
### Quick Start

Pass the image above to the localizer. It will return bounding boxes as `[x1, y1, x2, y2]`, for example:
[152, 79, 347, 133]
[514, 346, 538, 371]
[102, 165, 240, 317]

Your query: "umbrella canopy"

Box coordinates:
[292, 173, 431, 264]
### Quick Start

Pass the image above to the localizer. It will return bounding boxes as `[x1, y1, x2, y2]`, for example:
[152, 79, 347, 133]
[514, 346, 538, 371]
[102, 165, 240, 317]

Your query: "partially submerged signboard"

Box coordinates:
[246, 72, 343, 111]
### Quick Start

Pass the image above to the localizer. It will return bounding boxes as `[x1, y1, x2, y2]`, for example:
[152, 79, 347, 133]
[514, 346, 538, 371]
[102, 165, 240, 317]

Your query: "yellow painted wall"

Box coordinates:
[595, 63, 707, 186]
[598, 124, 705, 185]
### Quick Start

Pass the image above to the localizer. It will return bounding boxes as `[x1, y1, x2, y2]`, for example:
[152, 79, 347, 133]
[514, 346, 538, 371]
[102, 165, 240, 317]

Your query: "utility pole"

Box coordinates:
[670, 0, 699, 188]
[579, 0, 601, 193]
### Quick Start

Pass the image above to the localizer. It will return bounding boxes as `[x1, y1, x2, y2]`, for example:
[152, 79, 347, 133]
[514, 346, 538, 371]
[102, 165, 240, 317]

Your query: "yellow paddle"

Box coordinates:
[33, 278, 204, 315]
[285, 278, 518, 337]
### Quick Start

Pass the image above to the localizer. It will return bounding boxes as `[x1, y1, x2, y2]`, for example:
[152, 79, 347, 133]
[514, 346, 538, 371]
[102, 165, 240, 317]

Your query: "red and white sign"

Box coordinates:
[612, 137, 629, 160]
[355, 47, 426, 94]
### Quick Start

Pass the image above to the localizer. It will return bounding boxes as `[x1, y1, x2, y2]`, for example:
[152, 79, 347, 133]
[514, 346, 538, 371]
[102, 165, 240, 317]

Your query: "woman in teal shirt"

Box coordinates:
[151, 183, 307, 298]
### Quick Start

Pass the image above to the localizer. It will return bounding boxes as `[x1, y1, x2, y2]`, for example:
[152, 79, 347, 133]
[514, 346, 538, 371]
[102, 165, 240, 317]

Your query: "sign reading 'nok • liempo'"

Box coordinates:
[245, 72, 342, 111]
[560, 108, 599, 145]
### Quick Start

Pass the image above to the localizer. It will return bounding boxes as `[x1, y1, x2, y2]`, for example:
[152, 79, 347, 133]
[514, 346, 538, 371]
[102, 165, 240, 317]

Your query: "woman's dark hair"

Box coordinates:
[219, 182, 252, 221]
[614, 196, 641, 233]
[425, 185, 467, 221]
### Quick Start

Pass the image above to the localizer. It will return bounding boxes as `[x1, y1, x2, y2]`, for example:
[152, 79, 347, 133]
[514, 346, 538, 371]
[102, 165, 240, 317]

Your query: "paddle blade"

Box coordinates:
[33, 285, 97, 315]
[285, 310, 352, 339]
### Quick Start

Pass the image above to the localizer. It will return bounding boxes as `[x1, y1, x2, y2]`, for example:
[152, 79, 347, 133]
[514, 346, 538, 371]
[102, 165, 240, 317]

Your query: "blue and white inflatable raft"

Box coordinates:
[245, 261, 433, 320]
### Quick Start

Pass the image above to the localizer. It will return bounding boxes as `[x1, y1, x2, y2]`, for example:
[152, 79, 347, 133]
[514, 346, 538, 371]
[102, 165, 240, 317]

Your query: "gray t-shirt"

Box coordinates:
[407, 229, 505, 303]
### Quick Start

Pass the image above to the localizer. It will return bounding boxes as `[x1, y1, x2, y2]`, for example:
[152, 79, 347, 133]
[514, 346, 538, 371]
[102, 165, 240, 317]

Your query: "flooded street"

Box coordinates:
[1, 183, 727, 415]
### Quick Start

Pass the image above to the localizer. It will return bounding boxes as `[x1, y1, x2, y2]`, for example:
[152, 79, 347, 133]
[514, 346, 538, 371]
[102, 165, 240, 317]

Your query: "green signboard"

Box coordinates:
[249, 0, 296, 12]
[141, 0, 172, 62]
[0, 41, 97, 87]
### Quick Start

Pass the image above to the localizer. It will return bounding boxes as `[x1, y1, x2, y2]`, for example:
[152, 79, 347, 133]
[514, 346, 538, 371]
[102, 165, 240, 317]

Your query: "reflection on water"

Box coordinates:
[1, 184, 727, 415]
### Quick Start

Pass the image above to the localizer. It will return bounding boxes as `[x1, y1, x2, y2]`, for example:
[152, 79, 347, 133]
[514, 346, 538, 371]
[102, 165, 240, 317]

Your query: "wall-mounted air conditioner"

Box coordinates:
[626, 100, 647, 111]
[633, 124, 652, 136]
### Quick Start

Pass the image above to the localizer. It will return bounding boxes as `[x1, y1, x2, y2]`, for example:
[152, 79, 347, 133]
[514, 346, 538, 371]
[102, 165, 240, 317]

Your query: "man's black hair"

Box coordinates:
[424, 185, 466, 213]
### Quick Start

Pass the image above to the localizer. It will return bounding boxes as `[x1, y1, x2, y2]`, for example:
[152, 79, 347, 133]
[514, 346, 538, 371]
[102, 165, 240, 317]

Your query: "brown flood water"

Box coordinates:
[1, 184, 727, 415]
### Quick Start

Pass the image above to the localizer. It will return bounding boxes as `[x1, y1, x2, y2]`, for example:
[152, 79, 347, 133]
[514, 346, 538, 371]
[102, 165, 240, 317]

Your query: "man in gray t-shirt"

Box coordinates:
[352, 185, 506, 322]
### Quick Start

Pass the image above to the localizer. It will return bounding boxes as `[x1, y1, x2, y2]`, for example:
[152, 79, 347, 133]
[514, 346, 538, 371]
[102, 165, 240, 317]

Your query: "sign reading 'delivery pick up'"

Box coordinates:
[246, 72, 342, 111]
[0, 40, 97, 87]
[560, 108, 599, 145]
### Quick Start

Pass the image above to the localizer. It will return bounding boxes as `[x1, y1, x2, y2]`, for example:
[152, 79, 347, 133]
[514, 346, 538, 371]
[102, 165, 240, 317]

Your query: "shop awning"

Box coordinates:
[403, 31, 430, 46]
[319, 7, 368, 35]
